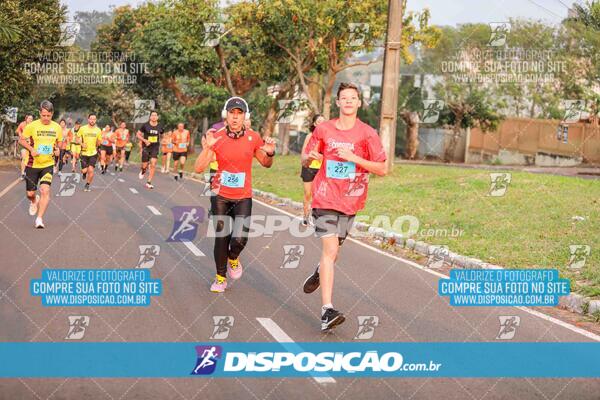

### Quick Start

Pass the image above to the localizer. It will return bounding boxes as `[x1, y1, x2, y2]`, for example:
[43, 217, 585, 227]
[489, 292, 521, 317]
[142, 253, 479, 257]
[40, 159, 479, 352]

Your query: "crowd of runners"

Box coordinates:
[14, 82, 388, 332]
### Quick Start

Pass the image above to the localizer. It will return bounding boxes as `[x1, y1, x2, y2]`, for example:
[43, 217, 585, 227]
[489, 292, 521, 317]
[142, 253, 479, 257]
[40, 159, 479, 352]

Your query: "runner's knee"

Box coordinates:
[39, 185, 50, 196]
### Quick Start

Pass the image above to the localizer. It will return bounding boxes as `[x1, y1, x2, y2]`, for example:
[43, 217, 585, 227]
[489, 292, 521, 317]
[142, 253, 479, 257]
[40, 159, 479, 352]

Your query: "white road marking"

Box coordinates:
[129, 188, 138, 194]
[256, 317, 336, 384]
[118, 178, 125, 183]
[182, 241, 205, 256]
[185, 175, 600, 342]
[147, 205, 161, 215]
[0, 179, 19, 199]
[249, 195, 600, 343]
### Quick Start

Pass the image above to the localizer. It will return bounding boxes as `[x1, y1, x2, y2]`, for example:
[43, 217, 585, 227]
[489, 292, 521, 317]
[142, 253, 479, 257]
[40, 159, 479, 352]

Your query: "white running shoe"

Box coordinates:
[138, 170, 145, 180]
[28, 194, 39, 216]
[35, 217, 45, 229]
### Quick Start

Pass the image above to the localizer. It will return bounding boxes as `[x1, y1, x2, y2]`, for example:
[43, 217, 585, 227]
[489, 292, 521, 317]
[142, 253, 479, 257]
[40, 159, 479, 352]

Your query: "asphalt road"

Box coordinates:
[0, 163, 599, 399]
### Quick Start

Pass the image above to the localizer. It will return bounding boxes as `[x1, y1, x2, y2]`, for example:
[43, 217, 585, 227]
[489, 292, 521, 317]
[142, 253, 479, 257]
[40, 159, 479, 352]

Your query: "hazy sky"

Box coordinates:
[62, 0, 574, 24]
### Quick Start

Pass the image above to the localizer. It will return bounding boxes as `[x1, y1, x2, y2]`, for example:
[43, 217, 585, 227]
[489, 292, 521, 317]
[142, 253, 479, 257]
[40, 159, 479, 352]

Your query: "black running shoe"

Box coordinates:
[303, 265, 320, 294]
[114, 165, 118, 171]
[321, 308, 345, 332]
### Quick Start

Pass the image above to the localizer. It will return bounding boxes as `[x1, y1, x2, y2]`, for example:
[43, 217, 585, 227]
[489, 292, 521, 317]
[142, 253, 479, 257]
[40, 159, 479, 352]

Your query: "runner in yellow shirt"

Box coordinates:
[76, 113, 102, 192]
[18, 100, 62, 229]
[124, 141, 133, 165]
[69, 119, 82, 172]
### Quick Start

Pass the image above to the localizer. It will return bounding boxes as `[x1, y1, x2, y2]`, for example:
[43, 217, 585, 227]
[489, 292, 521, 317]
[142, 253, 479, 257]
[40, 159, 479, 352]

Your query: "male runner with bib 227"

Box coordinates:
[302, 82, 388, 332]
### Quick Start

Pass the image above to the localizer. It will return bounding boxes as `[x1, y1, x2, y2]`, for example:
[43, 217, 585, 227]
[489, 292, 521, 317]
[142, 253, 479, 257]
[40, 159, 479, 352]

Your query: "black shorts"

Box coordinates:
[116, 146, 124, 153]
[25, 166, 53, 192]
[100, 145, 113, 155]
[80, 154, 98, 169]
[300, 166, 319, 182]
[312, 208, 356, 245]
[142, 144, 159, 162]
[173, 151, 187, 161]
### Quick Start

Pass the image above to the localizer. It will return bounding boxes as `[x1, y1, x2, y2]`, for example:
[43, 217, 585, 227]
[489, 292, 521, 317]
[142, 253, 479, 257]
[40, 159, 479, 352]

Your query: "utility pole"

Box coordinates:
[378, 0, 403, 172]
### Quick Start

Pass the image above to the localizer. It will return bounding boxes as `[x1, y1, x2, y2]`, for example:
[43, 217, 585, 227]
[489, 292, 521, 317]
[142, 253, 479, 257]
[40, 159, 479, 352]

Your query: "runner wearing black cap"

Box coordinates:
[195, 97, 276, 293]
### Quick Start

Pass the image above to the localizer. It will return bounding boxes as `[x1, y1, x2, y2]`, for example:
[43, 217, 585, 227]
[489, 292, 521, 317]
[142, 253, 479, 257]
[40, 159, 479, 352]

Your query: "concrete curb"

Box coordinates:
[186, 171, 594, 318]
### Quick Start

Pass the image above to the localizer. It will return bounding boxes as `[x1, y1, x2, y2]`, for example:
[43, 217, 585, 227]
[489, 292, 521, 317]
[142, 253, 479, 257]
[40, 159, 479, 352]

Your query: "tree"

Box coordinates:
[563, 1, 600, 124]
[73, 10, 113, 50]
[436, 84, 503, 162]
[567, 0, 600, 30]
[0, 0, 65, 111]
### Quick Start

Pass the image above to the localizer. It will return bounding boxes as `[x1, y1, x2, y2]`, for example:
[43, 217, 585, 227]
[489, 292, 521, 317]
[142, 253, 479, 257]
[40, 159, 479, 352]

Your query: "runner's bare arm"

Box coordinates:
[301, 133, 322, 167]
[336, 147, 388, 176]
[301, 133, 312, 154]
[194, 147, 215, 172]
[136, 130, 149, 145]
[194, 129, 219, 172]
[255, 137, 275, 168]
[18, 137, 36, 156]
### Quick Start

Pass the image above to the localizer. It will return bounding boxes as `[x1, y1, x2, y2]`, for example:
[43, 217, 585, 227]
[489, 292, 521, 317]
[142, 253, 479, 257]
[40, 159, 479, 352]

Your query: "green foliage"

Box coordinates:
[0, 0, 65, 111]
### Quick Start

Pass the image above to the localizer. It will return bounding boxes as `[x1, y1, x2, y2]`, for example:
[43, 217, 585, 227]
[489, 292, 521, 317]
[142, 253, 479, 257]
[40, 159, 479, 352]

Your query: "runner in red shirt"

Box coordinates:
[301, 82, 388, 332]
[99, 125, 116, 174]
[114, 122, 130, 172]
[194, 97, 276, 293]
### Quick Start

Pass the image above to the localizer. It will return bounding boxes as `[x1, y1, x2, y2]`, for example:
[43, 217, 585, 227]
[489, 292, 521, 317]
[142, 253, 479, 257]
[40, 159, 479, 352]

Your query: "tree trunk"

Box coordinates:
[215, 44, 236, 96]
[294, 57, 319, 114]
[260, 80, 296, 137]
[322, 68, 337, 119]
[400, 110, 420, 160]
[444, 124, 462, 163]
[278, 122, 290, 155]
[186, 117, 199, 155]
[202, 117, 208, 134]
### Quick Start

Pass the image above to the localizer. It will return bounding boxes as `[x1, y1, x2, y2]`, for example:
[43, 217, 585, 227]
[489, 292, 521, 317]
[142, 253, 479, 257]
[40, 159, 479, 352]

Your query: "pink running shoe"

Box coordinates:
[210, 275, 227, 293]
[227, 258, 243, 280]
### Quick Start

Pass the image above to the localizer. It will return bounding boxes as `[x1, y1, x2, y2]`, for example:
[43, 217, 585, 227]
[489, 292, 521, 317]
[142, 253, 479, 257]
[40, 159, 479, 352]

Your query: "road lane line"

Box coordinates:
[186, 175, 600, 342]
[118, 178, 125, 183]
[182, 241, 205, 256]
[247, 194, 600, 342]
[129, 188, 138, 194]
[256, 317, 336, 384]
[147, 205, 161, 215]
[0, 178, 19, 199]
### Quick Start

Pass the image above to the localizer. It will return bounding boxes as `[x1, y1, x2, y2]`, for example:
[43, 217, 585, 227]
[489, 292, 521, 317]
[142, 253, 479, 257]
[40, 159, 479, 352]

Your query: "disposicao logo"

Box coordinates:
[191, 345, 222, 375]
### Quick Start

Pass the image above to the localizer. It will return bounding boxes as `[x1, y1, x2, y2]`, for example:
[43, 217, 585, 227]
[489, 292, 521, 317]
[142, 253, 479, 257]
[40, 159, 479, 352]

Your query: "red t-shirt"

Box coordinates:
[303, 118, 386, 215]
[211, 128, 264, 200]
[101, 130, 116, 146]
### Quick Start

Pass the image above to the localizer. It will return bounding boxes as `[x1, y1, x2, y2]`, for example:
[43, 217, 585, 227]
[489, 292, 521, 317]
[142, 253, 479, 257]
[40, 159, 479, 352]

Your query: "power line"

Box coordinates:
[525, 0, 565, 19]
[552, 0, 572, 9]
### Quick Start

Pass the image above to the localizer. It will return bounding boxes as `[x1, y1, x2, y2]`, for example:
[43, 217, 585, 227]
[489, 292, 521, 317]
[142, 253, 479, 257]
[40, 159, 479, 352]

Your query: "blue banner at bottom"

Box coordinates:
[0, 342, 599, 378]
